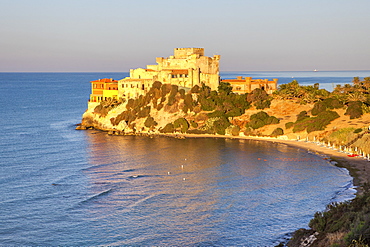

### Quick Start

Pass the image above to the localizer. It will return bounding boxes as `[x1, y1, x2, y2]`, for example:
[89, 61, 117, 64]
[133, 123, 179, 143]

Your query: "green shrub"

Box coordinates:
[248, 118, 266, 130]
[200, 98, 216, 111]
[250, 111, 269, 121]
[152, 81, 162, 89]
[247, 88, 271, 109]
[144, 116, 157, 128]
[94, 104, 111, 117]
[328, 128, 356, 145]
[354, 128, 363, 134]
[231, 125, 240, 136]
[226, 108, 243, 118]
[126, 98, 135, 110]
[160, 123, 175, 133]
[112, 110, 137, 125]
[255, 99, 271, 109]
[190, 120, 198, 128]
[226, 125, 240, 136]
[345, 101, 363, 119]
[297, 111, 310, 122]
[285, 122, 294, 129]
[323, 98, 343, 109]
[137, 106, 151, 118]
[182, 105, 189, 113]
[266, 116, 280, 125]
[271, 128, 284, 137]
[157, 103, 164, 111]
[213, 117, 231, 135]
[173, 118, 190, 133]
[308, 111, 339, 133]
[317, 110, 340, 123]
[293, 119, 312, 133]
[244, 127, 254, 136]
[184, 94, 194, 112]
[247, 88, 268, 102]
[311, 101, 327, 116]
[167, 94, 176, 106]
[179, 89, 185, 98]
[161, 84, 172, 97]
[247, 111, 279, 129]
[293, 110, 340, 133]
[190, 84, 200, 93]
[193, 105, 201, 114]
[208, 110, 226, 118]
[218, 81, 233, 95]
[308, 191, 370, 245]
[195, 113, 208, 122]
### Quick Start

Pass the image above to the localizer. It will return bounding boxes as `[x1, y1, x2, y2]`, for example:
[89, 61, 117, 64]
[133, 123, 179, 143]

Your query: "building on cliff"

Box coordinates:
[88, 78, 118, 108]
[221, 76, 278, 94]
[86, 48, 278, 109]
[118, 48, 221, 99]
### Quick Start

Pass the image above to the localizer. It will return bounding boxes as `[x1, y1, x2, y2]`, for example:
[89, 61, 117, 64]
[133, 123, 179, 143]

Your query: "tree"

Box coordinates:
[218, 81, 233, 95]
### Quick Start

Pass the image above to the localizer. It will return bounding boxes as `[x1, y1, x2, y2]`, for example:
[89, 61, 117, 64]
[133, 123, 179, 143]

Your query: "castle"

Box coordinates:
[87, 48, 277, 109]
[221, 76, 278, 94]
[118, 48, 221, 99]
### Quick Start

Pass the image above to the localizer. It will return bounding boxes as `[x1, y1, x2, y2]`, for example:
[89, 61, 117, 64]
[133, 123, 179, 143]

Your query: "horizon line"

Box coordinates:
[1, 69, 370, 73]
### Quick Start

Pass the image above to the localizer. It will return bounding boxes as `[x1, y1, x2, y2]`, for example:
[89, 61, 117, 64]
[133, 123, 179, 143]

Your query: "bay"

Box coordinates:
[0, 72, 360, 246]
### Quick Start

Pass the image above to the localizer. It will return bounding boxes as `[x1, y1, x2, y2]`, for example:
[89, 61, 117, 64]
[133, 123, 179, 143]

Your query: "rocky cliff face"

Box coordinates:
[79, 81, 370, 156]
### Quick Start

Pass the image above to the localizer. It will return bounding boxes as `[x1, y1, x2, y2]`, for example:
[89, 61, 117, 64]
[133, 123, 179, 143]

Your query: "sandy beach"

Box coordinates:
[159, 133, 370, 194]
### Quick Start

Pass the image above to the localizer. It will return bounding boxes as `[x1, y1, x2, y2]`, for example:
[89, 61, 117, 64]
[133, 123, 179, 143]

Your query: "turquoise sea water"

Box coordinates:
[0, 72, 364, 246]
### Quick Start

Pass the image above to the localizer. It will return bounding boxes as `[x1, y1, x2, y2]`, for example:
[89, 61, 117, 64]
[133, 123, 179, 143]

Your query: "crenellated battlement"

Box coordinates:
[174, 48, 205, 58]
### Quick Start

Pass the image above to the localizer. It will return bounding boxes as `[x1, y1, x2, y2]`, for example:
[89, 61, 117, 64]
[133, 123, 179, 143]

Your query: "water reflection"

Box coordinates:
[82, 132, 354, 246]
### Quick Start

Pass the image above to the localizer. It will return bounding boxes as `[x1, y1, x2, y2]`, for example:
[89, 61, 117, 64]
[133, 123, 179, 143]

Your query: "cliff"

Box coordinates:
[79, 81, 370, 156]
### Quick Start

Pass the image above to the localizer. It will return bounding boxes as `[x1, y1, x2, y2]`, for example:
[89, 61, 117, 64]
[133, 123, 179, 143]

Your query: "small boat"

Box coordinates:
[348, 154, 359, 157]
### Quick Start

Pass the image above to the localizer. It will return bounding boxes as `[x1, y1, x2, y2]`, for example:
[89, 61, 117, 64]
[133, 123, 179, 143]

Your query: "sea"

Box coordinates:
[0, 71, 368, 246]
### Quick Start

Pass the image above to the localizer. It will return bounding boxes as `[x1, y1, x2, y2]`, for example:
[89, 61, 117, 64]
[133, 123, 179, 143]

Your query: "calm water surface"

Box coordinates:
[0, 72, 360, 246]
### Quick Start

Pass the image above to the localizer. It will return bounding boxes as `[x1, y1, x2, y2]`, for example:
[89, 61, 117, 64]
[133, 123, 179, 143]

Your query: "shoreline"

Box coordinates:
[154, 132, 370, 194]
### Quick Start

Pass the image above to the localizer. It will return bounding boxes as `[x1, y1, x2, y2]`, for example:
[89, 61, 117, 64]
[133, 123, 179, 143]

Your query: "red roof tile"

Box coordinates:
[90, 78, 118, 83]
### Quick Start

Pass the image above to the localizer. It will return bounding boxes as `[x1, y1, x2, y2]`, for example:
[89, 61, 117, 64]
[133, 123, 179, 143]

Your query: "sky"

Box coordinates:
[1, 0, 370, 72]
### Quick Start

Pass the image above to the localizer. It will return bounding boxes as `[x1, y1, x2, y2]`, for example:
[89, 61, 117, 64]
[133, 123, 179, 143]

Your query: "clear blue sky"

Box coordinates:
[1, 0, 370, 72]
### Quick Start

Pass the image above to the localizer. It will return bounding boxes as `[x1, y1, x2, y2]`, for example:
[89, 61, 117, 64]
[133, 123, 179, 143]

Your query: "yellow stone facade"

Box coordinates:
[88, 78, 118, 109]
[221, 76, 278, 94]
[118, 48, 221, 99]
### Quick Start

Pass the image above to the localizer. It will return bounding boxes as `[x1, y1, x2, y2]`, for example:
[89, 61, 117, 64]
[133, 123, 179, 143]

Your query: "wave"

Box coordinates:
[125, 193, 158, 209]
[78, 188, 114, 205]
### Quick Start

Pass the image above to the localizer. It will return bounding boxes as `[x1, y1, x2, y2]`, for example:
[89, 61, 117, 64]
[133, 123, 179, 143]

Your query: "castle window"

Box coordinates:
[142, 84, 145, 90]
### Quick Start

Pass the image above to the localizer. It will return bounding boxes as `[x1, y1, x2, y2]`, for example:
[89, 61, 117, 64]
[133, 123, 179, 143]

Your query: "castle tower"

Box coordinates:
[118, 48, 221, 99]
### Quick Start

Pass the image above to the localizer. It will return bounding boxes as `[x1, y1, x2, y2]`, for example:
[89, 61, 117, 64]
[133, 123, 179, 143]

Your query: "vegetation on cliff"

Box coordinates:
[83, 77, 370, 146]
[84, 81, 280, 136]
[289, 189, 370, 247]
